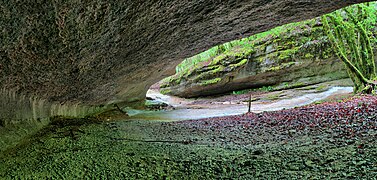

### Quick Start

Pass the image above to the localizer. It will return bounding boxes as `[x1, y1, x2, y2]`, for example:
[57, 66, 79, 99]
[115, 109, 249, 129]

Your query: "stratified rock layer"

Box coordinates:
[0, 1, 371, 112]
[160, 18, 349, 97]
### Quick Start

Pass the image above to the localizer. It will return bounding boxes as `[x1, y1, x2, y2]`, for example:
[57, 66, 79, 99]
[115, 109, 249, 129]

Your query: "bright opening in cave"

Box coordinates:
[144, 14, 356, 120]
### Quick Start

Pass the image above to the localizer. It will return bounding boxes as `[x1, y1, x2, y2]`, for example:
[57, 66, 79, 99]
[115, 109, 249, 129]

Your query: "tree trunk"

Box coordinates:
[321, 3, 377, 94]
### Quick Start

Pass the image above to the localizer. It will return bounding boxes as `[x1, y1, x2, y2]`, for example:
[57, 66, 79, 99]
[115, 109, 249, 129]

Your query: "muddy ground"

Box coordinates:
[0, 93, 376, 179]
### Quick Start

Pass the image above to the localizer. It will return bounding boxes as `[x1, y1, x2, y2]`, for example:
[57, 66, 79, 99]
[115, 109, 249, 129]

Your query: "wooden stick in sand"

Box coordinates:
[248, 94, 252, 113]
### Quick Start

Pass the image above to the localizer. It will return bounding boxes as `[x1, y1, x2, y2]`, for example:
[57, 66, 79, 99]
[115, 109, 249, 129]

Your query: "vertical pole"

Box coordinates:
[248, 94, 251, 113]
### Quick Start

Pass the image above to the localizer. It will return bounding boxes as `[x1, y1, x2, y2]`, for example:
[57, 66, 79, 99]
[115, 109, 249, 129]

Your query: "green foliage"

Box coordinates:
[321, 2, 377, 93]
[283, 82, 290, 88]
[174, 18, 317, 75]
[232, 89, 250, 95]
[261, 86, 274, 92]
[164, 2, 377, 94]
[304, 53, 314, 59]
[175, 41, 239, 74]
[232, 85, 275, 95]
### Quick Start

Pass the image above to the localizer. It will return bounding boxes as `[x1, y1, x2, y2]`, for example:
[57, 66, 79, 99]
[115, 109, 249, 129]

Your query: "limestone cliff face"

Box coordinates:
[0, 1, 371, 118]
[160, 19, 349, 97]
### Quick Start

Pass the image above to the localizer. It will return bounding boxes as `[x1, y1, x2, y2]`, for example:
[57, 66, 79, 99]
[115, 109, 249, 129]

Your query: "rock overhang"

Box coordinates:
[0, 0, 373, 117]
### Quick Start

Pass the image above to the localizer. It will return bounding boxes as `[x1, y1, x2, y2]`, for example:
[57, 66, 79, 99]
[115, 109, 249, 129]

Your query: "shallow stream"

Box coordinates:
[128, 86, 353, 121]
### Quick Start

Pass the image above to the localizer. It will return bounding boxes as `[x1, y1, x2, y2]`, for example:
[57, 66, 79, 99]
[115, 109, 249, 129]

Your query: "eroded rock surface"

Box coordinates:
[0, 0, 371, 115]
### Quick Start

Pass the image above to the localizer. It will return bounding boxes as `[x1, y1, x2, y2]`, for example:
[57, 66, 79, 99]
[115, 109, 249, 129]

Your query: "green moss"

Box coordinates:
[315, 84, 328, 91]
[211, 65, 225, 74]
[230, 59, 248, 68]
[161, 77, 172, 84]
[275, 45, 285, 51]
[160, 89, 172, 95]
[199, 78, 222, 86]
[194, 72, 212, 82]
[304, 53, 314, 59]
[174, 78, 181, 85]
[278, 48, 299, 61]
[285, 62, 296, 67]
[209, 54, 227, 66]
[291, 82, 306, 88]
[232, 89, 250, 95]
[260, 86, 275, 92]
[266, 62, 296, 72]
[322, 48, 333, 59]
[266, 93, 281, 100]
[240, 47, 255, 56]
[267, 66, 281, 71]
[227, 48, 254, 58]
[159, 83, 169, 89]
[300, 37, 312, 44]
[272, 38, 281, 44]
[257, 44, 267, 53]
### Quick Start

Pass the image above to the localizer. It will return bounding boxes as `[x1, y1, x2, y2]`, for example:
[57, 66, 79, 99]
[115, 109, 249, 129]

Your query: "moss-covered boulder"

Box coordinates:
[160, 18, 349, 97]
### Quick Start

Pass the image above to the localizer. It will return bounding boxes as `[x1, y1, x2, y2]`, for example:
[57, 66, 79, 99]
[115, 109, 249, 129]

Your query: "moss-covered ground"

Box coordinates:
[1, 94, 376, 179]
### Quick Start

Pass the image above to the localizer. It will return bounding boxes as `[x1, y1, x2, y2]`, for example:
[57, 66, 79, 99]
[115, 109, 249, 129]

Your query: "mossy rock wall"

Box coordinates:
[160, 18, 349, 97]
[0, 88, 104, 152]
